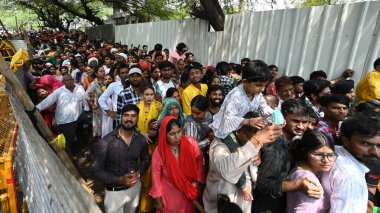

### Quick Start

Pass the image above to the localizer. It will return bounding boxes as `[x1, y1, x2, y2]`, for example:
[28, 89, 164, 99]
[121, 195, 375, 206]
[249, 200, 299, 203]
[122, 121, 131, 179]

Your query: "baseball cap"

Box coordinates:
[129, 67, 143, 76]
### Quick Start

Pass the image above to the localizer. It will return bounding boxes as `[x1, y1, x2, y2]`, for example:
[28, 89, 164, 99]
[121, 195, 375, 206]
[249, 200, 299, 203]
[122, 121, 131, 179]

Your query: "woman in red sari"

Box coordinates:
[150, 116, 205, 213]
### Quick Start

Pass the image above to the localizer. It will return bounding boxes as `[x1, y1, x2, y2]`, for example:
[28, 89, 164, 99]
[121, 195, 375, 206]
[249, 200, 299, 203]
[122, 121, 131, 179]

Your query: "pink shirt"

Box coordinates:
[286, 167, 329, 213]
[168, 50, 185, 64]
[152, 51, 167, 61]
[265, 78, 278, 96]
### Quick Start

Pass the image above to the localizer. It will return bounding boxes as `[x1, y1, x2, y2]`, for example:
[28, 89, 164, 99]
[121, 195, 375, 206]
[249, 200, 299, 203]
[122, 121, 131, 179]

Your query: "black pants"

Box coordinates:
[57, 113, 88, 157]
[252, 194, 286, 213]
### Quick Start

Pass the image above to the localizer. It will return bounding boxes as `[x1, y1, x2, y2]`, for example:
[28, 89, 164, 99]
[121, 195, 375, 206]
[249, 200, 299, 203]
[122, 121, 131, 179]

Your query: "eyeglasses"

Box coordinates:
[309, 152, 337, 162]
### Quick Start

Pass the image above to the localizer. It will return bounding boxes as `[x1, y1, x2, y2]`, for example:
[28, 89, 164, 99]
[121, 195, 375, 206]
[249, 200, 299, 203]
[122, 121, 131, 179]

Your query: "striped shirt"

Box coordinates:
[116, 86, 142, 124]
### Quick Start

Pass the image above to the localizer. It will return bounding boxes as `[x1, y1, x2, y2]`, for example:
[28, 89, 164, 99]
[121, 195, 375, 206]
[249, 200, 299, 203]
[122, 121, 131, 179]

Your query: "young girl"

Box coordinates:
[136, 85, 162, 133]
[166, 87, 181, 104]
[287, 130, 335, 213]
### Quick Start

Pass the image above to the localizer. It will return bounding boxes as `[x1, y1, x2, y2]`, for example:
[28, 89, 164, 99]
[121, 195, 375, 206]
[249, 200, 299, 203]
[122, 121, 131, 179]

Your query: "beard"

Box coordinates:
[210, 99, 222, 107]
[121, 121, 136, 130]
[131, 81, 141, 87]
[357, 154, 380, 165]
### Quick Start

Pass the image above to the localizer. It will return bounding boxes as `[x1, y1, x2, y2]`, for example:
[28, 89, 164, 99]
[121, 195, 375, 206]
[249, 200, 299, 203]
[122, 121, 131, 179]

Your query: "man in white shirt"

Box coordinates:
[98, 65, 129, 134]
[153, 61, 178, 101]
[321, 112, 380, 213]
[36, 74, 89, 157]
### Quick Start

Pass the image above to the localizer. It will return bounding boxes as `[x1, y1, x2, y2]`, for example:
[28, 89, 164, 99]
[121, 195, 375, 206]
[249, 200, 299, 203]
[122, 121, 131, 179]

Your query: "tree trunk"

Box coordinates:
[49, 0, 104, 25]
[192, 0, 225, 31]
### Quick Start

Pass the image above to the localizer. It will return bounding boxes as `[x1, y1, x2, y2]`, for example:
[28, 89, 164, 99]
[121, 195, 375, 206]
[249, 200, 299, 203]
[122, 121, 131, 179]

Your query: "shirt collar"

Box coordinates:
[335, 146, 370, 173]
[111, 126, 136, 137]
[64, 85, 78, 92]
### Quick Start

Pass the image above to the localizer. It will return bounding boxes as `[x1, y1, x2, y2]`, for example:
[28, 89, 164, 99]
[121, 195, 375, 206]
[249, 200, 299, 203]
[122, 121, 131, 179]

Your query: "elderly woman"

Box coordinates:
[150, 116, 205, 212]
[157, 98, 186, 128]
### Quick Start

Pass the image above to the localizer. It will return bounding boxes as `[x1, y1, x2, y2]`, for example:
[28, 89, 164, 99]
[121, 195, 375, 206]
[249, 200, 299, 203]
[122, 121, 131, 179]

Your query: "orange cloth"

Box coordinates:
[82, 76, 93, 90]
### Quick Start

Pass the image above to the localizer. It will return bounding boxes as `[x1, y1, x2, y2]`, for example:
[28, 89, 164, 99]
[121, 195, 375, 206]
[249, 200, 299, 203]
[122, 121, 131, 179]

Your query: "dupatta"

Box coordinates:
[158, 116, 199, 200]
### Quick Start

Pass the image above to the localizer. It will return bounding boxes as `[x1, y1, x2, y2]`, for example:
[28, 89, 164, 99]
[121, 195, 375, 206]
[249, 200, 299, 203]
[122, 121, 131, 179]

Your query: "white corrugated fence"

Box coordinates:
[113, 1, 380, 83]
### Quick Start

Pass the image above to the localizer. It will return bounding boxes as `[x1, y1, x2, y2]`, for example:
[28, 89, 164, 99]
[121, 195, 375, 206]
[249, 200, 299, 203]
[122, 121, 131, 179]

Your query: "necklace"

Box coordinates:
[170, 146, 179, 157]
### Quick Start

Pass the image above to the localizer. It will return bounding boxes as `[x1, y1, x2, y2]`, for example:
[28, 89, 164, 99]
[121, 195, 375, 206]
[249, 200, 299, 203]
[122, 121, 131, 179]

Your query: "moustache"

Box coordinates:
[294, 128, 305, 133]
[364, 154, 380, 160]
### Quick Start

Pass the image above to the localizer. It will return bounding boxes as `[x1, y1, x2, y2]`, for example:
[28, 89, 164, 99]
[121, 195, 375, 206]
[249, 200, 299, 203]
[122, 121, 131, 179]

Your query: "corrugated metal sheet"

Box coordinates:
[114, 1, 380, 83]
[7, 84, 102, 213]
[86, 24, 115, 43]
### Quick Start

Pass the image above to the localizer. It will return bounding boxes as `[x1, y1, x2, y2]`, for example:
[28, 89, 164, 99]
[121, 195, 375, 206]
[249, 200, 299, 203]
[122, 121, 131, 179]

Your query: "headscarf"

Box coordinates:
[158, 116, 199, 200]
[139, 60, 151, 71]
[35, 75, 64, 92]
[157, 98, 186, 127]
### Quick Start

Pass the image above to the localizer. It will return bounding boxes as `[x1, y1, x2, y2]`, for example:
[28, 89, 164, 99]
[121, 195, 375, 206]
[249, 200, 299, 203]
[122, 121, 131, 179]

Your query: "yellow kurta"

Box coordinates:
[182, 84, 208, 115]
[140, 143, 157, 212]
[136, 101, 162, 132]
[356, 71, 380, 105]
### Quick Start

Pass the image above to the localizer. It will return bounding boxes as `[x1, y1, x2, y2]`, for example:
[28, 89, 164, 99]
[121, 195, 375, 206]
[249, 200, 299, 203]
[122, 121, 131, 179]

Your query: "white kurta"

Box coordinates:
[320, 146, 369, 213]
[98, 81, 123, 136]
[101, 98, 113, 138]
[209, 85, 273, 139]
[203, 138, 259, 213]
[98, 81, 123, 112]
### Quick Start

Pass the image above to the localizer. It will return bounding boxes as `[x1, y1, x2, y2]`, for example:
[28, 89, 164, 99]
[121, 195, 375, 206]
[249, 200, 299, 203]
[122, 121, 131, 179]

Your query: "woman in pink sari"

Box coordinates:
[150, 116, 205, 213]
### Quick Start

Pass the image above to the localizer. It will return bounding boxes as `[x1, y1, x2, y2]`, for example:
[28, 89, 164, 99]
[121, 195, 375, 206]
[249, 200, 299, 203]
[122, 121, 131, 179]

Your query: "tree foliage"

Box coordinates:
[14, 0, 69, 31]
[4, 0, 262, 32]
[300, 0, 338, 7]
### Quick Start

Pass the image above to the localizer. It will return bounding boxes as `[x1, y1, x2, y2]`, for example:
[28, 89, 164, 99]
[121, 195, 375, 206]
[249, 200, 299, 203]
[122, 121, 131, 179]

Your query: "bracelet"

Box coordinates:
[252, 136, 263, 149]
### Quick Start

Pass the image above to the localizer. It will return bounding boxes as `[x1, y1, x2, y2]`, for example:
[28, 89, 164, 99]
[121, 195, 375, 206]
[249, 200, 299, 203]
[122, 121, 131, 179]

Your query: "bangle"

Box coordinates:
[252, 136, 263, 149]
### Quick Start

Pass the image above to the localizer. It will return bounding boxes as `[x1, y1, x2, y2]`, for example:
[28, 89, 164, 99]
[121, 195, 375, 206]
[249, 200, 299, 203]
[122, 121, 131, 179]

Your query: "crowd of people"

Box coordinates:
[12, 30, 380, 213]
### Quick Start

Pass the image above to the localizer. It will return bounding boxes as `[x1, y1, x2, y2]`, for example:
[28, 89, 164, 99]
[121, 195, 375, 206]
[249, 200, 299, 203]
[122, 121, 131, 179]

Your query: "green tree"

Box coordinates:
[300, 0, 338, 7]
[6, 0, 259, 32]
[0, 0, 39, 30]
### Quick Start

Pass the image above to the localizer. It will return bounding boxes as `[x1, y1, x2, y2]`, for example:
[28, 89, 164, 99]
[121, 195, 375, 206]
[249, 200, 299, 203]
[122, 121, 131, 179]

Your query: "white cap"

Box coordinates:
[116, 53, 128, 60]
[129, 67, 143, 76]
[110, 48, 118, 54]
[88, 57, 98, 65]
[75, 53, 82, 58]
